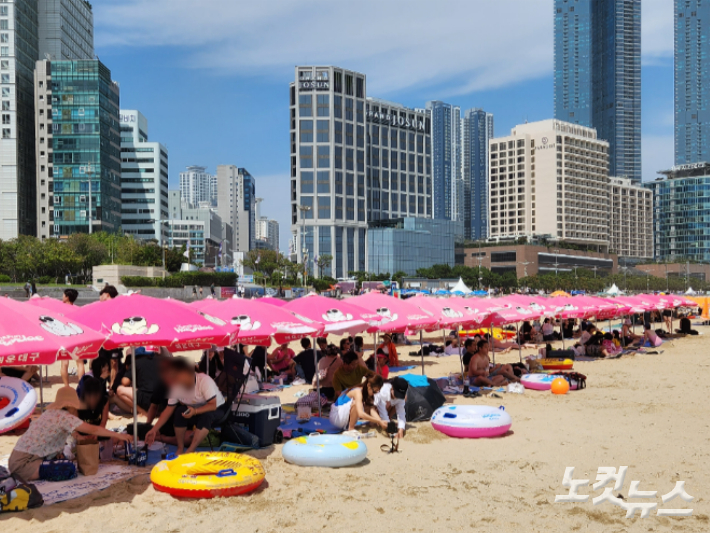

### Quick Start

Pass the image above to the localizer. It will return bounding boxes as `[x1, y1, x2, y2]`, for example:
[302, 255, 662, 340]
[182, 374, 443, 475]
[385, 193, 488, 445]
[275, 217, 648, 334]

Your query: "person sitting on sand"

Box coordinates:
[9, 387, 132, 481]
[332, 351, 375, 398]
[376, 333, 399, 368]
[374, 377, 408, 439]
[542, 318, 560, 342]
[468, 340, 519, 387]
[0, 365, 40, 383]
[329, 374, 388, 431]
[76, 356, 110, 399]
[314, 344, 343, 401]
[583, 329, 611, 358]
[462, 337, 478, 371]
[268, 343, 297, 379]
[637, 324, 661, 348]
[144, 357, 195, 447]
[76, 377, 110, 444]
[145, 357, 225, 455]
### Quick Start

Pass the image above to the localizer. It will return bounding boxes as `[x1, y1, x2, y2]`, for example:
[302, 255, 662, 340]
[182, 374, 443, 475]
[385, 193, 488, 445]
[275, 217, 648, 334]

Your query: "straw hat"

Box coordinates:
[48, 386, 81, 411]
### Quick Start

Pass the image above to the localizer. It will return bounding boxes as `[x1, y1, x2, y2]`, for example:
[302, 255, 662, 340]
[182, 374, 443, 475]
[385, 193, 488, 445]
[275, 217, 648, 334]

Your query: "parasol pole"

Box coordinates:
[419, 330, 424, 376]
[313, 334, 321, 418]
[456, 330, 465, 387]
[489, 325, 495, 364]
[39, 366, 44, 412]
[130, 346, 139, 447]
[517, 322, 522, 364]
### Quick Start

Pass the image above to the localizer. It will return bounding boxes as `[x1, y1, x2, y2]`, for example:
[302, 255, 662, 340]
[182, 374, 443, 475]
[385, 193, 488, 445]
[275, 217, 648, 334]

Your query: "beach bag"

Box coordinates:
[39, 460, 76, 482]
[0, 482, 43, 512]
[295, 391, 327, 408]
[404, 378, 446, 422]
[76, 443, 99, 476]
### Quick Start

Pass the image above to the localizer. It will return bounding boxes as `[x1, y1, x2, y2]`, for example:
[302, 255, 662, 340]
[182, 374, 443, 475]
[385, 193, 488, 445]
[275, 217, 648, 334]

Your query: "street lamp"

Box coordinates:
[553, 248, 560, 289]
[156, 219, 169, 272]
[298, 205, 311, 287]
[80, 164, 96, 234]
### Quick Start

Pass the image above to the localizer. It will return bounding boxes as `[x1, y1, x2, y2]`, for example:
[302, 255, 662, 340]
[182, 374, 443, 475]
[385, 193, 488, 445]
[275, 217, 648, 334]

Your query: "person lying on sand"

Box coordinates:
[468, 340, 519, 386]
[329, 374, 388, 431]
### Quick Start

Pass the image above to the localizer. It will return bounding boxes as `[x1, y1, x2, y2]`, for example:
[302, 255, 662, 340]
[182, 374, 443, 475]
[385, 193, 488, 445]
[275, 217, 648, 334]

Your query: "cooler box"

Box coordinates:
[231, 394, 281, 447]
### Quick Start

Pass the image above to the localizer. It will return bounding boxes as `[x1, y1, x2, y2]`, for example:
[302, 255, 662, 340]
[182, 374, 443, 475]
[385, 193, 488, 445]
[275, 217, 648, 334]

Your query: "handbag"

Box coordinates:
[76, 443, 100, 476]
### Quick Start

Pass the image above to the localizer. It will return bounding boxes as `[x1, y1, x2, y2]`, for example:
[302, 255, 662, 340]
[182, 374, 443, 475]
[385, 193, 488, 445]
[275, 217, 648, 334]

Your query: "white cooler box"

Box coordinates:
[231, 394, 282, 446]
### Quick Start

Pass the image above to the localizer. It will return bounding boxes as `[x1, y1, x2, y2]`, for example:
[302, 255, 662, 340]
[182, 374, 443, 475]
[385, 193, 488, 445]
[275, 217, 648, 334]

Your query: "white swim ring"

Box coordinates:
[431, 405, 512, 438]
[282, 434, 367, 467]
[0, 376, 37, 434]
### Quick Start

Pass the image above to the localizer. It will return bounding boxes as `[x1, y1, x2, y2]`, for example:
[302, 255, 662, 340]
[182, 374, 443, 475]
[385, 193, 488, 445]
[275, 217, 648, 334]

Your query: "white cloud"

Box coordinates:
[642, 0, 675, 64]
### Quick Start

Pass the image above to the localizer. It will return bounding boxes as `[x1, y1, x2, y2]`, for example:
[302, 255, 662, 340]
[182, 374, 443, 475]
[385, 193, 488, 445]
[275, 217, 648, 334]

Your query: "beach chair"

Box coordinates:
[210, 347, 252, 451]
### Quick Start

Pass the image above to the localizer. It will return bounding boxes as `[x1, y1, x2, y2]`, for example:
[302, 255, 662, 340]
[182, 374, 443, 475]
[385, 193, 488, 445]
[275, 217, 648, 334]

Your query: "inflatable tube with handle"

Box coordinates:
[0, 376, 37, 434]
[282, 434, 367, 467]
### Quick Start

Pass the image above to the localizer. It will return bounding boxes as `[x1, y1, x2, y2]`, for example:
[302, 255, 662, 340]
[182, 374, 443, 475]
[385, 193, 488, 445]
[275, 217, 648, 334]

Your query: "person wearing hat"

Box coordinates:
[9, 387, 132, 481]
[374, 377, 408, 439]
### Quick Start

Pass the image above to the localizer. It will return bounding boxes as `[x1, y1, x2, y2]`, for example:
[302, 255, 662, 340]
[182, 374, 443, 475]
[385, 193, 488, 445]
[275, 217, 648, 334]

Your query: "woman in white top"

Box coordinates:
[145, 357, 226, 455]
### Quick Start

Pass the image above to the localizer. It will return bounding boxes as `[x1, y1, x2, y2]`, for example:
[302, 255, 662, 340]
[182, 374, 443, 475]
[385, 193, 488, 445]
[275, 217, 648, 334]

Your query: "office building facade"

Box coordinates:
[647, 163, 710, 261]
[426, 100, 459, 221]
[119, 109, 169, 241]
[366, 97, 432, 222]
[254, 197, 279, 251]
[554, 0, 641, 182]
[168, 188, 231, 266]
[367, 217, 461, 276]
[215, 165, 255, 253]
[488, 119, 610, 251]
[674, 0, 710, 165]
[0, 0, 38, 238]
[462, 108, 493, 240]
[609, 176, 652, 259]
[38, 0, 93, 61]
[179, 165, 216, 208]
[290, 66, 368, 278]
[35, 59, 121, 238]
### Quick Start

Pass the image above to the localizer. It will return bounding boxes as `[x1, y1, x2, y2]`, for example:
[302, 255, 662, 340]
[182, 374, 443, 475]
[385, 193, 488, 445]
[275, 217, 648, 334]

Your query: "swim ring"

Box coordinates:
[522, 373, 580, 391]
[0, 376, 37, 434]
[282, 434, 367, 467]
[538, 358, 574, 370]
[431, 405, 512, 438]
[460, 328, 515, 340]
[150, 452, 265, 498]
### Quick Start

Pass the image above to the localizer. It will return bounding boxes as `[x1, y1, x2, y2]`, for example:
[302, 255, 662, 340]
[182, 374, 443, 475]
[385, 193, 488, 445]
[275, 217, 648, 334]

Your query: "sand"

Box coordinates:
[1, 327, 709, 532]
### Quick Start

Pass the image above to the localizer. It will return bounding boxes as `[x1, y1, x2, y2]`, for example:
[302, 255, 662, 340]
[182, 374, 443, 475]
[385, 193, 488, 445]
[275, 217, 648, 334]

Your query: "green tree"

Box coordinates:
[315, 254, 333, 278]
[67, 233, 108, 283]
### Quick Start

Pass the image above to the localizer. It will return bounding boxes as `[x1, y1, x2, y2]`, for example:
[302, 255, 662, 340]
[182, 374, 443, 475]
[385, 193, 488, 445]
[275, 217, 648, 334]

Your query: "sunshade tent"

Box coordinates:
[69, 294, 241, 443]
[450, 277, 473, 295]
[551, 290, 571, 297]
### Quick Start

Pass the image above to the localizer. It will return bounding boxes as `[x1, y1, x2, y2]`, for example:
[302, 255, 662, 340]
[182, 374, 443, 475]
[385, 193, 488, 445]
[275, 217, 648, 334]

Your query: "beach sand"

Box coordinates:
[1, 327, 708, 532]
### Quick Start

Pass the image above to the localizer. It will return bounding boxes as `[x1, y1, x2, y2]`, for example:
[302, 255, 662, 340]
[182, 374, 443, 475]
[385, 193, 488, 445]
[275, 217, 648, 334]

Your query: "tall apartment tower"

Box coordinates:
[426, 100, 460, 221]
[554, 0, 641, 182]
[38, 0, 93, 60]
[462, 108, 493, 241]
[35, 59, 121, 238]
[119, 110, 169, 241]
[179, 165, 216, 208]
[674, 0, 710, 165]
[488, 119, 610, 251]
[290, 66, 368, 278]
[216, 165, 255, 253]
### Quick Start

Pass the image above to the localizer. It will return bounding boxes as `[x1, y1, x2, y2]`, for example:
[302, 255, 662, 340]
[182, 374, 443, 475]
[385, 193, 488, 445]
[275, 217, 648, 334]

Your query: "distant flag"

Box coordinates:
[218, 241, 223, 258]
[255, 253, 261, 265]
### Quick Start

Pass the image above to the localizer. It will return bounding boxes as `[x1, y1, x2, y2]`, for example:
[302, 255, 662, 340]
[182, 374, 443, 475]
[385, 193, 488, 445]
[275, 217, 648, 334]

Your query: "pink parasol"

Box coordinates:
[475, 297, 543, 328]
[68, 294, 239, 352]
[197, 298, 323, 346]
[350, 292, 438, 333]
[258, 297, 289, 307]
[410, 295, 482, 330]
[0, 297, 105, 367]
[283, 294, 370, 336]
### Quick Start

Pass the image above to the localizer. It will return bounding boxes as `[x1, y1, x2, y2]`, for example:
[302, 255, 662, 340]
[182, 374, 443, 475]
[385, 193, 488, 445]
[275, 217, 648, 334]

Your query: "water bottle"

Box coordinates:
[463, 376, 470, 394]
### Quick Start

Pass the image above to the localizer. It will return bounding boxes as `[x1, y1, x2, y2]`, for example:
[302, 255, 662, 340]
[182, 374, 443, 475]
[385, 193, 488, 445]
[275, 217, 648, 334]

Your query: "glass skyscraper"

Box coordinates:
[462, 108, 493, 241]
[426, 100, 460, 221]
[554, 0, 641, 182]
[35, 59, 121, 237]
[675, 0, 710, 165]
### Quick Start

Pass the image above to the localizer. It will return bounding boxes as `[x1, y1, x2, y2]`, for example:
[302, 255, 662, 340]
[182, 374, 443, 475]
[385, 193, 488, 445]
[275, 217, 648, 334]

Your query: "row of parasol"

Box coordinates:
[0, 291, 697, 441]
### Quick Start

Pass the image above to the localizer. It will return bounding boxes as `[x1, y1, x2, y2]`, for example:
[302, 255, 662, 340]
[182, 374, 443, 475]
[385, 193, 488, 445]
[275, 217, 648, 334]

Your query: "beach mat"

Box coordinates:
[279, 413, 346, 438]
[389, 365, 417, 373]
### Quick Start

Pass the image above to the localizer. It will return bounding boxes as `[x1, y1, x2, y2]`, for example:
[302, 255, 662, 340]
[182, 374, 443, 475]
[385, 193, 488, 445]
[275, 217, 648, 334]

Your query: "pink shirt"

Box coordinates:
[270, 347, 295, 372]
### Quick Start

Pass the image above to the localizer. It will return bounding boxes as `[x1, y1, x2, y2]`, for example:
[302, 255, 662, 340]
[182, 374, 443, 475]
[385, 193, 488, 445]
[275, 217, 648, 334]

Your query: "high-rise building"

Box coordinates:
[0, 1, 38, 239]
[35, 59, 121, 238]
[648, 163, 710, 261]
[215, 165, 255, 253]
[38, 0, 93, 60]
[554, 0, 641, 182]
[119, 110, 169, 242]
[488, 119, 610, 251]
[179, 165, 216, 208]
[366, 97, 432, 221]
[426, 100, 460, 221]
[290, 66, 368, 278]
[462, 108, 493, 240]
[674, 1, 710, 165]
[609, 177, 653, 259]
[254, 197, 279, 252]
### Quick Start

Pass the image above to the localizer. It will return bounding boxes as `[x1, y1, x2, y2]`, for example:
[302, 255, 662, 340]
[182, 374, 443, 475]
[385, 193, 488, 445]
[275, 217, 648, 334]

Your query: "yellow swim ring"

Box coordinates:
[150, 451, 265, 498]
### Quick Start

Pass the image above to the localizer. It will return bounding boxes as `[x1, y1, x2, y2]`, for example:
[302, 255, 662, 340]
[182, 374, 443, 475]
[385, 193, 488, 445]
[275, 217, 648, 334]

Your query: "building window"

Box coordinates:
[317, 145, 330, 168]
[0, 74, 8, 83]
[300, 171, 313, 193]
[317, 171, 330, 193]
[299, 119, 313, 143]
[0, 60, 7, 70]
[1, 113, 9, 124]
[300, 146, 313, 168]
[0, 7, 7, 15]
[0, 34, 7, 44]
[299, 95, 312, 117]
[2, 127, 10, 138]
[1, 101, 8, 111]
[317, 196, 330, 219]
[316, 120, 329, 142]
[0, 47, 7, 57]
[0, 21, 7, 30]
[316, 95, 329, 116]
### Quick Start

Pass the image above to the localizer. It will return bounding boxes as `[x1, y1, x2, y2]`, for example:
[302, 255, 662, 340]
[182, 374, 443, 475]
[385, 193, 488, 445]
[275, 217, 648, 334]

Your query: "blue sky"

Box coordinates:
[94, 0, 675, 251]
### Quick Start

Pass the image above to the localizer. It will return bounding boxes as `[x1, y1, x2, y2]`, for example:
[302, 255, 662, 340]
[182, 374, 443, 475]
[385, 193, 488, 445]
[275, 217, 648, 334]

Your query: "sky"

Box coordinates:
[94, 0, 676, 252]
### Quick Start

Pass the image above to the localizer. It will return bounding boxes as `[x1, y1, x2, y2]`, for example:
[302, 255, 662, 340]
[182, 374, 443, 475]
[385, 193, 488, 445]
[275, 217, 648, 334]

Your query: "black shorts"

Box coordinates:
[136, 390, 153, 412]
[663, 310, 672, 317]
[172, 403, 227, 430]
[1, 368, 25, 379]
